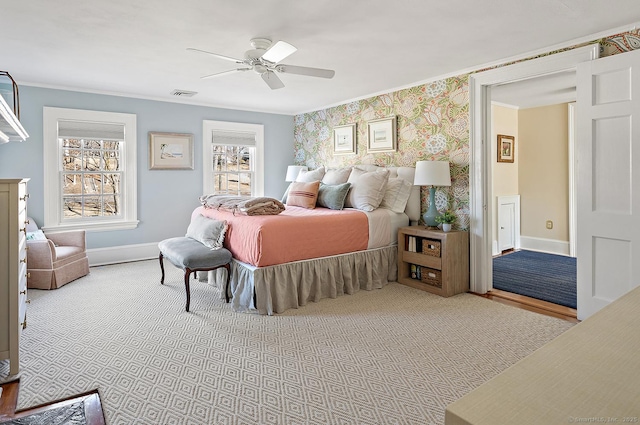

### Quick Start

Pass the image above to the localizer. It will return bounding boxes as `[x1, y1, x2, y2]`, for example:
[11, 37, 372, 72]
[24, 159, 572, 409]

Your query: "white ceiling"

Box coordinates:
[2, 1, 640, 115]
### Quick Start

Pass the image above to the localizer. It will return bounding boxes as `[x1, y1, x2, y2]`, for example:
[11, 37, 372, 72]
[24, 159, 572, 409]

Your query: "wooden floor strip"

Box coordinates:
[475, 289, 579, 323]
[0, 380, 106, 424]
[0, 380, 19, 420]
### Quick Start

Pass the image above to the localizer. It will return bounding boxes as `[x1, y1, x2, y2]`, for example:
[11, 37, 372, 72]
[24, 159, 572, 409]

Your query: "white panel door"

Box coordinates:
[497, 195, 520, 253]
[576, 48, 640, 320]
[499, 203, 515, 252]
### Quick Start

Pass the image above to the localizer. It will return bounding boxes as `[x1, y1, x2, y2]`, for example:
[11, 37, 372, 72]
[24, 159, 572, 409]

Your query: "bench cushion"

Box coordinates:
[158, 237, 232, 270]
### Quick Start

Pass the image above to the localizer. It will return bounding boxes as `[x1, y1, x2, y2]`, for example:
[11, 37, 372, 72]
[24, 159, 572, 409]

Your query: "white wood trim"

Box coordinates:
[469, 44, 600, 294]
[87, 242, 158, 266]
[202, 120, 264, 196]
[568, 103, 577, 258]
[520, 236, 570, 256]
[42, 107, 138, 232]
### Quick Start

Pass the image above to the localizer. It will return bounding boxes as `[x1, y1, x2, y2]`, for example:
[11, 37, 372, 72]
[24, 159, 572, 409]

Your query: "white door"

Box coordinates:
[499, 203, 514, 251]
[576, 48, 640, 320]
[497, 195, 520, 253]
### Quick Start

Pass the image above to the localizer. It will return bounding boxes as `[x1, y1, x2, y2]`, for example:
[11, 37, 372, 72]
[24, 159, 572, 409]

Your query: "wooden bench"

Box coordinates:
[158, 237, 232, 312]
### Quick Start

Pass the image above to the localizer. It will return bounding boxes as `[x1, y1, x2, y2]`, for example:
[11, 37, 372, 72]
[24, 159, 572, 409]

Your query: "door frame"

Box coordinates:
[468, 44, 600, 294]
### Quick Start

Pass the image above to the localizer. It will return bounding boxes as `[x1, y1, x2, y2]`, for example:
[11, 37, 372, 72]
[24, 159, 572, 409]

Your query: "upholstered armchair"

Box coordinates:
[26, 217, 90, 289]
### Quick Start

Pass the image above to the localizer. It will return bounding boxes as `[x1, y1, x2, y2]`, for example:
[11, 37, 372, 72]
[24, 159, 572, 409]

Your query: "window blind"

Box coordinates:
[212, 130, 255, 146]
[58, 120, 125, 141]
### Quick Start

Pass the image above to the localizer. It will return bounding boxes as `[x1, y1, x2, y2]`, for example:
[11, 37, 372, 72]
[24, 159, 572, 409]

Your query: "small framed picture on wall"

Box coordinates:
[333, 123, 356, 155]
[149, 132, 194, 170]
[367, 116, 397, 153]
[497, 134, 515, 163]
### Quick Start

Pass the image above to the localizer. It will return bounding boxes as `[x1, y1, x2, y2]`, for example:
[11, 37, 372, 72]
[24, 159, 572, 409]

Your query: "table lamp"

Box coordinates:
[285, 165, 308, 182]
[414, 160, 451, 227]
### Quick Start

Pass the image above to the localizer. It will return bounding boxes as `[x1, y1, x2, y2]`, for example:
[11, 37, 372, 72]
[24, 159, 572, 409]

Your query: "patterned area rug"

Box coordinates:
[0, 260, 574, 424]
[493, 250, 577, 309]
[1, 402, 85, 425]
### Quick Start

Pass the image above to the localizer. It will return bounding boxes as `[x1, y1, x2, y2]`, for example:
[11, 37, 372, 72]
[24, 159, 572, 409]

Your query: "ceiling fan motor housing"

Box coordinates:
[245, 38, 273, 73]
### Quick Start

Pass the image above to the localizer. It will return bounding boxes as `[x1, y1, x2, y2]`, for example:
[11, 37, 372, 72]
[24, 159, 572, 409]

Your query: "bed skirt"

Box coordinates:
[208, 246, 398, 315]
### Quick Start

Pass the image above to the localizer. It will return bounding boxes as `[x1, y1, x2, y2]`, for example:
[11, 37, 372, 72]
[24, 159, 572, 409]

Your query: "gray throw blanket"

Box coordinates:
[199, 194, 285, 216]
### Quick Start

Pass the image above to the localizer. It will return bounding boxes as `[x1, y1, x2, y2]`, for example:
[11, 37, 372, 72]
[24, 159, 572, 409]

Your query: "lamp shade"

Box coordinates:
[285, 165, 308, 182]
[413, 161, 451, 187]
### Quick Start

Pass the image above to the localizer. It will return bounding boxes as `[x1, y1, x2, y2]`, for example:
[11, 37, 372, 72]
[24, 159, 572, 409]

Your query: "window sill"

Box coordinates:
[42, 220, 139, 233]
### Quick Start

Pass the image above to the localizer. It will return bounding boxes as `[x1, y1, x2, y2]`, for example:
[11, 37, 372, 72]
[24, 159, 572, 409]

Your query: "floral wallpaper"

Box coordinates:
[293, 29, 640, 230]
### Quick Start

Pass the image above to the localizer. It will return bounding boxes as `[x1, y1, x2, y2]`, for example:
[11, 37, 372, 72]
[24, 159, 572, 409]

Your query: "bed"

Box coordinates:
[195, 165, 420, 315]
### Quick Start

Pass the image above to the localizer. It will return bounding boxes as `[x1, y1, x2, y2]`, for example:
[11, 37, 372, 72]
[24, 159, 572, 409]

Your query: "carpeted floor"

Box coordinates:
[493, 250, 577, 309]
[1, 260, 574, 424]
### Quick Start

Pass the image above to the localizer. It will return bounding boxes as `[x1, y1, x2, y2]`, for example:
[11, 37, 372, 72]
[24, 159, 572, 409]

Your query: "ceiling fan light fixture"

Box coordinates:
[262, 40, 297, 63]
[253, 64, 268, 74]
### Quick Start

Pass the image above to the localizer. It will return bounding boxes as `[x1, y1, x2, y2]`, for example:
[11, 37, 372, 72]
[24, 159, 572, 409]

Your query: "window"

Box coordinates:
[43, 107, 138, 232]
[202, 120, 264, 196]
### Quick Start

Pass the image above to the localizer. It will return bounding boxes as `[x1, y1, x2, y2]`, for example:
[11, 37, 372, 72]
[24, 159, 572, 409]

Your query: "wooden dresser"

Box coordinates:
[0, 178, 29, 377]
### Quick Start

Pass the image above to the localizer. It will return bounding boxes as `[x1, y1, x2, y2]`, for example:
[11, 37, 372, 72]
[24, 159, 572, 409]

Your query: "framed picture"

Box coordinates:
[367, 116, 397, 153]
[497, 134, 515, 163]
[333, 123, 356, 155]
[149, 132, 194, 170]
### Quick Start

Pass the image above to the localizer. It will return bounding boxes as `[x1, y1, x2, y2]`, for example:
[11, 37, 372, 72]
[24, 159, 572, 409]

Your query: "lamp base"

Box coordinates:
[423, 187, 440, 227]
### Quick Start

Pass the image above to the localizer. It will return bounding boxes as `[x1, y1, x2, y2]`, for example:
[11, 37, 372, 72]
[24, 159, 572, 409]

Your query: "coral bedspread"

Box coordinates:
[193, 205, 369, 267]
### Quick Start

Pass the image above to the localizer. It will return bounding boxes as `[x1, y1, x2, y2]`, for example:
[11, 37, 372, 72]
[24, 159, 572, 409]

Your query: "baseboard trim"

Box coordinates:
[520, 236, 570, 256]
[87, 242, 158, 266]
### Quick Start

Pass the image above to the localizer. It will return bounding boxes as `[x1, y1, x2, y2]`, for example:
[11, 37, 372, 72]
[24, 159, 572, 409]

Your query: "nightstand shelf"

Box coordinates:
[397, 226, 469, 297]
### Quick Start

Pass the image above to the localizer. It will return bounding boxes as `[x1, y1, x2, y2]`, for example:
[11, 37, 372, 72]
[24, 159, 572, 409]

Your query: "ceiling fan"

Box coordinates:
[188, 38, 335, 90]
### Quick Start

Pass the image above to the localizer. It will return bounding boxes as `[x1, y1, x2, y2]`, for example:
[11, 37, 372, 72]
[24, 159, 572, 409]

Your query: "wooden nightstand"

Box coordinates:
[397, 226, 469, 297]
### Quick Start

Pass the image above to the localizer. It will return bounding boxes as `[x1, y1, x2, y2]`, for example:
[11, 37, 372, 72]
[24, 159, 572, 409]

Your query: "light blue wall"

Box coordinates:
[0, 86, 294, 249]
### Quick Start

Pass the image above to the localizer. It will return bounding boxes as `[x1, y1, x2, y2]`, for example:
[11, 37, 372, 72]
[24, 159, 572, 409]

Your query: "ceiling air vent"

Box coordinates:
[170, 89, 197, 97]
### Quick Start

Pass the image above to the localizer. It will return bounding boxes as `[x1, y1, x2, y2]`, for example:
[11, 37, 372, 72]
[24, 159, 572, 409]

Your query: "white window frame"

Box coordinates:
[202, 120, 264, 196]
[43, 107, 138, 232]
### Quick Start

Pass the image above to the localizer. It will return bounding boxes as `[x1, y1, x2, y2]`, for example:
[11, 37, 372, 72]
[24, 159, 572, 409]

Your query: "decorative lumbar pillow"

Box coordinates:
[317, 182, 351, 210]
[322, 167, 352, 185]
[344, 167, 390, 211]
[296, 167, 325, 183]
[186, 214, 228, 250]
[380, 177, 413, 213]
[286, 181, 320, 209]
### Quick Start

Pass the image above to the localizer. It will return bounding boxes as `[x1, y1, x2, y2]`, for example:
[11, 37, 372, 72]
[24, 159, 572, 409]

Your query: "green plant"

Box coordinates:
[435, 210, 457, 225]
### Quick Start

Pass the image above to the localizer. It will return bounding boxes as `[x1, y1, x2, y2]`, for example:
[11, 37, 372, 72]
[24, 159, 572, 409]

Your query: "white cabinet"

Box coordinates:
[0, 178, 29, 377]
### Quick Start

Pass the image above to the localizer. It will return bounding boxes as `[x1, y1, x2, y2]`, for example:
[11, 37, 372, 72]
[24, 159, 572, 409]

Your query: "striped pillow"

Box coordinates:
[286, 181, 320, 209]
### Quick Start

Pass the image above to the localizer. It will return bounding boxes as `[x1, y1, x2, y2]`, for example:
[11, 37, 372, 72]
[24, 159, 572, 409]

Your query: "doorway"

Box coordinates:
[488, 89, 577, 311]
[467, 45, 600, 318]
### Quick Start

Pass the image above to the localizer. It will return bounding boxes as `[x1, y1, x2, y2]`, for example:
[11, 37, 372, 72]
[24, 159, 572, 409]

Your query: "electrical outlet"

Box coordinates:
[546, 220, 553, 230]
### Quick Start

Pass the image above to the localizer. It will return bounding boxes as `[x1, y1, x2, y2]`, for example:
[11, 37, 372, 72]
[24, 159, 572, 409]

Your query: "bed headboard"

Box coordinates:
[354, 165, 420, 225]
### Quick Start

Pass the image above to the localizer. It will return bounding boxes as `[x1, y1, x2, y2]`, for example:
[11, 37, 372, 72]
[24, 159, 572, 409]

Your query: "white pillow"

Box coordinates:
[296, 167, 325, 182]
[322, 167, 352, 185]
[186, 215, 228, 250]
[380, 177, 413, 213]
[345, 167, 390, 211]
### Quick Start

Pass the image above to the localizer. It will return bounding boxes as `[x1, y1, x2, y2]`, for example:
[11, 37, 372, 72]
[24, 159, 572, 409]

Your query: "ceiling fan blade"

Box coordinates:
[275, 64, 335, 79]
[187, 47, 244, 64]
[201, 68, 251, 79]
[261, 71, 285, 90]
[261, 40, 297, 63]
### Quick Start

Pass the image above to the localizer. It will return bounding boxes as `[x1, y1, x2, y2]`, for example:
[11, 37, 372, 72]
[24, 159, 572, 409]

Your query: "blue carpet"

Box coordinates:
[492, 250, 576, 309]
